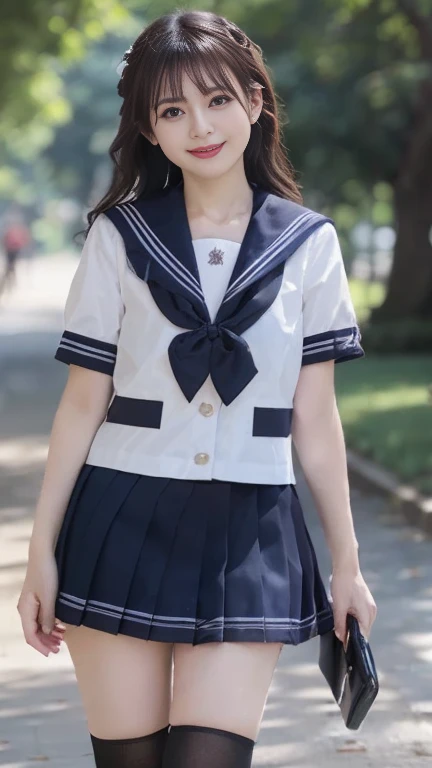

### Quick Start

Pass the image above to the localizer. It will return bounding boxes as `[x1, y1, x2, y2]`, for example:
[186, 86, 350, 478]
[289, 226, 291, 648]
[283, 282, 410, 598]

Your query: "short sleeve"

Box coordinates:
[301, 222, 365, 365]
[54, 214, 125, 376]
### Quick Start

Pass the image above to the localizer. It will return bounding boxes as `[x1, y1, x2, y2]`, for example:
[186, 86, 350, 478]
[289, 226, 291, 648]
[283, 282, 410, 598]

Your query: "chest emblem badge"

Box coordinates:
[208, 246, 224, 265]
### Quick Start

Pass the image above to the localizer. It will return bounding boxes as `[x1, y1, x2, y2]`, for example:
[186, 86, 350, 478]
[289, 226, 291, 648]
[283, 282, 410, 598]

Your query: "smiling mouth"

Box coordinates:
[188, 143, 225, 153]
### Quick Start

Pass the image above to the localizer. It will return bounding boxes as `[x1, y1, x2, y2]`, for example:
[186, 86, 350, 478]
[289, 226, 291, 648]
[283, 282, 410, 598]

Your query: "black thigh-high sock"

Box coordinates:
[90, 725, 169, 767]
[162, 724, 256, 768]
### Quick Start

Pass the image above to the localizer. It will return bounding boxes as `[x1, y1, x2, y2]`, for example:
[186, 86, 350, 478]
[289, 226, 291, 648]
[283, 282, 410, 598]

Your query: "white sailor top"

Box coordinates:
[55, 182, 365, 484]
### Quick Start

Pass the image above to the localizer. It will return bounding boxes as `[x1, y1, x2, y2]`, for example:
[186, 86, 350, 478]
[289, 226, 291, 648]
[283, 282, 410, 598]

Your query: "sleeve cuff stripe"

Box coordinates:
[303, 344, 339, 356]
[303, 336, 351, 352]
[59, 338, 116, 361]
[303, 327, 360, 347]
[302, 328, 364, 364]
[62, 330, 117, 355]
[58, 342, 116, 364]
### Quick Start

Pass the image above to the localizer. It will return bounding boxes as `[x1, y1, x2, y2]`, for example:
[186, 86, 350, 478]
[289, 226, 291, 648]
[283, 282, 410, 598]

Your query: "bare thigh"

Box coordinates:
[63, 623, 173, 739]
[170, 642, 283, 741]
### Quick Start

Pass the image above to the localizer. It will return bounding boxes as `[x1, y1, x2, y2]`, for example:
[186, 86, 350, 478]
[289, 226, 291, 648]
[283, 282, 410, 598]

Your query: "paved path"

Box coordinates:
[0, 255, 432, 766]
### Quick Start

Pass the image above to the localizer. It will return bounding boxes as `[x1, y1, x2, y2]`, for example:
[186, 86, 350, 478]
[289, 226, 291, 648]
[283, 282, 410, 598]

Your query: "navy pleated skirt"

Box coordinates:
[54, 464, 335, 645]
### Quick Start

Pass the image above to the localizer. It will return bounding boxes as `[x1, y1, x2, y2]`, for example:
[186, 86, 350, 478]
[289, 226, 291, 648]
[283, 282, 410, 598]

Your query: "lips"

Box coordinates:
[188, 143, 224, 153]
[187, 142, 226, 159]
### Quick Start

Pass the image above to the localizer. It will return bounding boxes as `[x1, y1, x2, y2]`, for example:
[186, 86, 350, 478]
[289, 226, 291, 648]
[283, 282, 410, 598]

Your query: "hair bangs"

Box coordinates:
[149, 40, 250, 117]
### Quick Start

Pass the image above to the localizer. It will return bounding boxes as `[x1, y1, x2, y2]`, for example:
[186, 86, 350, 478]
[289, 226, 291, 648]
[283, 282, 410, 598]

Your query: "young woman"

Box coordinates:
[17, 9, 377, 768]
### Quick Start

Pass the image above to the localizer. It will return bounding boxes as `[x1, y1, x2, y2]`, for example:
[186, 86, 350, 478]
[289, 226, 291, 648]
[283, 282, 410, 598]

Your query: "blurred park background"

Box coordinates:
[1, 3, 432, 765]
[0, 1, 431, 488]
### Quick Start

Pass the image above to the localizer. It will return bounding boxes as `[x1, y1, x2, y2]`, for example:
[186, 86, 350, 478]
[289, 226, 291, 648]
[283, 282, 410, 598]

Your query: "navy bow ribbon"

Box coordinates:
[168, 321, 258, 406]
[147, 266, 285, 407]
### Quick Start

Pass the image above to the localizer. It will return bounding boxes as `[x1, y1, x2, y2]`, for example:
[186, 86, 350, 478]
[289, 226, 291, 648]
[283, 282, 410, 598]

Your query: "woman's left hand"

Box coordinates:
[329, 566, 377, 644]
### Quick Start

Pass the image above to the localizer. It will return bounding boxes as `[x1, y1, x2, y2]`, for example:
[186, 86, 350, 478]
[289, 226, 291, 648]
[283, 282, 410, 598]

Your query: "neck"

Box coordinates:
[181, 163, 253, 225]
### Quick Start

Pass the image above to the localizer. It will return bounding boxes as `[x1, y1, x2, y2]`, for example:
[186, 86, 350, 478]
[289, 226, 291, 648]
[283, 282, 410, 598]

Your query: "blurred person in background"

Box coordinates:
[17, 9, 376, 768]
[0, 211, 31, 297]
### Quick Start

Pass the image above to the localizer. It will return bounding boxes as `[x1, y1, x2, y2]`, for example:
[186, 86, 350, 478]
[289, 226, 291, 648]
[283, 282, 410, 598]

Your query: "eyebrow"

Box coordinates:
[156, 86, 224, 109]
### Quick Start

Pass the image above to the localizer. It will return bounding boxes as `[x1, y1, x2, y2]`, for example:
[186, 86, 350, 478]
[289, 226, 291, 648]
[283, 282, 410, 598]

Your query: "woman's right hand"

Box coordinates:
[17, 544, 66, 657]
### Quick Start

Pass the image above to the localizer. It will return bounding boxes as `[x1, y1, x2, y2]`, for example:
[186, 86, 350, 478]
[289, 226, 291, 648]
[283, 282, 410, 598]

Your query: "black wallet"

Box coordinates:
[318, 613, 379, 729]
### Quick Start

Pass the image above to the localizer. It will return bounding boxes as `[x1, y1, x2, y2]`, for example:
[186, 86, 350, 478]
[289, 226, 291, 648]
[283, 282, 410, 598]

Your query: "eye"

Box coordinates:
[211, 95, 232, 107]
[161, 107, 184, 119]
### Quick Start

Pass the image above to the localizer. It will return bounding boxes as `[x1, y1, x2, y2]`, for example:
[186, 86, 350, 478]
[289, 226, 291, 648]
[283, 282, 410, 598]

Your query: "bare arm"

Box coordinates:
[30, 364, 113, 557]
[292, 360, 377, 641]
[17, 365, 113, 655]
[292, 359, 359, 570]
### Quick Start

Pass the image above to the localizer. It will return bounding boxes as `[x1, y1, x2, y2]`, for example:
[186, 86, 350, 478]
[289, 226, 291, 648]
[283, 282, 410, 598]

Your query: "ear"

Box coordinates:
[140, 129, 159, 146]
[250, 82, 264, 124]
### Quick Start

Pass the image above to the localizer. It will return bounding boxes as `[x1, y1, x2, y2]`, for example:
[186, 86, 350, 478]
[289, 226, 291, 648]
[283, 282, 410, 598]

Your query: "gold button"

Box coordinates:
[194, 452, 210, 465]
[199, 402, 214, 417]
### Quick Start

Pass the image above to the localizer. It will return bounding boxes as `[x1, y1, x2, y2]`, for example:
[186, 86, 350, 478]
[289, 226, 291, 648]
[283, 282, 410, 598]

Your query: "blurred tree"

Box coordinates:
[42, 37, 128, 214]
[0, 1, 132, 159]
[0, 0, 136, 244]
[225, 0, 432, 322]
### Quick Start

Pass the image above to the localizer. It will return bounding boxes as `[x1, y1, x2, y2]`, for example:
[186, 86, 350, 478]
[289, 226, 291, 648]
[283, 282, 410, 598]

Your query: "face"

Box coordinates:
[143, 69, 263, 180]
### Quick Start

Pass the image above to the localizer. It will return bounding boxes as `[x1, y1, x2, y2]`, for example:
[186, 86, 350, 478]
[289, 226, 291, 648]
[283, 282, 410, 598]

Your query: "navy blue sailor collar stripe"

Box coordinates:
[104, 182, 334, 406]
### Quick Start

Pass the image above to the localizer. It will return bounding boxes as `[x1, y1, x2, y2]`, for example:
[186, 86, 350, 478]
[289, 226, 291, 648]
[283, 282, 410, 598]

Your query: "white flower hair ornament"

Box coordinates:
[116, 46, 133, 76]
[116, 45, 134, 96]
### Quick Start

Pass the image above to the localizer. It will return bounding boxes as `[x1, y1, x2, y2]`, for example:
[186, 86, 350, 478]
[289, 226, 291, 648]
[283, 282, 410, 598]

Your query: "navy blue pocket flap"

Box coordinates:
[106, 396, 163, 429]
[252, 407, 293, 437]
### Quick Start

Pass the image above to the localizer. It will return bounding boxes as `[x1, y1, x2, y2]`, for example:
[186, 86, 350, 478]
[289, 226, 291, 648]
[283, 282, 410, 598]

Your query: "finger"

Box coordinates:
[41, 643, 60, 653]
[41, 626, 66, 640]
[354, 611, 371, 641]
[37, 625, 63, 644]
[35, 631, 63, 655]
[346, 610, 370, 642]
[333, 611, 347, 643]
[38, 598, 56, 636]
[39, 631, 62, 646]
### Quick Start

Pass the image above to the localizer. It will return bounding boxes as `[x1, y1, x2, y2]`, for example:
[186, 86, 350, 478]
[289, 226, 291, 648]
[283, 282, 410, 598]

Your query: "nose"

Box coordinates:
[189, 108, 214, 140]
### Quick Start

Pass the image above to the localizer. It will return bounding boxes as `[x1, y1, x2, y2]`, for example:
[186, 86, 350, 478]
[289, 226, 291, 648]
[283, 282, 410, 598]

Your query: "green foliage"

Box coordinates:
[236, 0, 428, 198]
[0, 0, 133, 158]
[336, 354, 432, 494]
[43, 35, 137, 209]
[360, 320, 432, 354]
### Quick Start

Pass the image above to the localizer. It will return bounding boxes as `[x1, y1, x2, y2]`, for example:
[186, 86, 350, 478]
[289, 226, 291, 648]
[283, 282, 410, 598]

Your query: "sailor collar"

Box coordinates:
[104, 182, 333, 406]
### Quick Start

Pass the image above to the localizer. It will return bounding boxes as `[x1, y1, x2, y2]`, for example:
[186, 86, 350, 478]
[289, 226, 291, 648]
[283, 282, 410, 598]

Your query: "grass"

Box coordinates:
[335, 355, 432, 496]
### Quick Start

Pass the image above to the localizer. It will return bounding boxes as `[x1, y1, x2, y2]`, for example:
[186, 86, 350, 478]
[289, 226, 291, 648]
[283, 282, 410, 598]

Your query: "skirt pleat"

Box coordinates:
[225, 483, 266, 639]
[123, 479, 200, 641]
[156, 481, 216, 644]
[81, 474, 171, 636]
[54, 464, 335, 646]
[60, 472, 141, 625]
[194, 481, 231, 642]
[258, 483, 296, 633]
[54, 463, 94, 573]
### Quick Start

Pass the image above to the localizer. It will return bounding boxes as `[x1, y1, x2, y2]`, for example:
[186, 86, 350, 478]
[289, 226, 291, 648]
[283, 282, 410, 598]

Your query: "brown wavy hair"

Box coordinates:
[86, 9, 303, 235]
